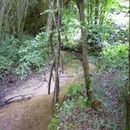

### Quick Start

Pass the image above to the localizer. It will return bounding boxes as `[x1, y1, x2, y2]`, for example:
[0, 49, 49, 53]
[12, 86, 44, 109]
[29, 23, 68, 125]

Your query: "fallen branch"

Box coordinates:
[48, 61, 55, 94]
[0, 94, 33, 108]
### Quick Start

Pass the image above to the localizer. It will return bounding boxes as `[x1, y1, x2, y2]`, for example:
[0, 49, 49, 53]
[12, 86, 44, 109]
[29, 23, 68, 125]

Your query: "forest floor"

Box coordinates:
[0, 53, 96, 130]
[0, 52, 125, 130]
[53, 60, 126, 129]
[0, 2, 128, 130]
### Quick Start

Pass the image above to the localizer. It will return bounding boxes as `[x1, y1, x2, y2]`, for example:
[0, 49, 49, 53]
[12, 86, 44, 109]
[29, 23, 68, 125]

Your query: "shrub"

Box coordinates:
[0, 34, 19, 74]
[15, 32, 50, 77]
[98, 43, 128, 71]
[48, 116, 60, 130]
[67, 83, 82, 97]
[0, 32, 50, 78]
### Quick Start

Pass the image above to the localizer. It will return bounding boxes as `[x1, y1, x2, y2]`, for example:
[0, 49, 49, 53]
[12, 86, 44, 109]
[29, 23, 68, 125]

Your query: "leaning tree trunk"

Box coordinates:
[76, 0, 92, 100]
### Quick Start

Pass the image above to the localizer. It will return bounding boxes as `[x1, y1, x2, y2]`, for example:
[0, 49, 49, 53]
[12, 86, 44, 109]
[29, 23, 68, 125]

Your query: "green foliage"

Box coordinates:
[62, 6, 80, 48]
[67, 123, 74, 130]
[49, 82, 114, 129]
[49, 83, 87, 129]
[92, 118, 117, 130]
[98, 43, 128, 71]
[61, 2, 118, 54]
[84, 0, 119, 25]
[86, 19, 115, 41]
[59, 83, 88, 115]
[15, 32, 49, 77]
[75, 95, 89, 109]
[0, 34, 19, 73]
[0, 32, 50, 77]
[111, 27, 128, 44]
[98, 20, 115, 42]
[65, 83, 89, 109]
[101, 0, 119, 12]
[85, 25, 103, 54]
[67, 84, 82, 97]
[48, 116, 60, 130]
[60, 99, 75, 116]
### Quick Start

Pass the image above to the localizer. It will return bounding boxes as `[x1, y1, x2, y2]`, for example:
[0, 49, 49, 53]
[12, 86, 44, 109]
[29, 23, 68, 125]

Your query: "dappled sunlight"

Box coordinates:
[109, 12, 129, 27]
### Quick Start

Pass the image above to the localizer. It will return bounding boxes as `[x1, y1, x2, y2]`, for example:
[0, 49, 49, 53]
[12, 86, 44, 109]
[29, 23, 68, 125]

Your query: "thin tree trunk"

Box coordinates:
[46, 0, 55, 33]
[48, 60, 55, 94]
[87, 0, 90, 25]
[47, 0, 55, 95]
[89, 1, 93, 25]
[52, 0, 62, 105]
[125, 13, 130, 129]
[76, 0, 92, 100]
[46, 0, 62, 105]
[0, 1, 6, 33]
[128, 10, 130, 100]
[126, 96, 130, 130]
[95, 0, 99, 25]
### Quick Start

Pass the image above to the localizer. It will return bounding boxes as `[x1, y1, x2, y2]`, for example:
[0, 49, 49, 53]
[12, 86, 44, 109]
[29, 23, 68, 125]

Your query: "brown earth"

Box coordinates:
[0, 56, 96, 130]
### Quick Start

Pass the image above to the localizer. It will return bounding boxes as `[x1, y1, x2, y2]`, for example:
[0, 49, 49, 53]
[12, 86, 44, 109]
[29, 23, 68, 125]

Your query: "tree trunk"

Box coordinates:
[48, 60, 55, 95]
[52, 0, 62, 105]
[46, 0, 61, 104]
[95, 0, 99, 25]
[76, 0, 92, 100]
[126, 15, 130, 129]
[126, 94, 130, 130]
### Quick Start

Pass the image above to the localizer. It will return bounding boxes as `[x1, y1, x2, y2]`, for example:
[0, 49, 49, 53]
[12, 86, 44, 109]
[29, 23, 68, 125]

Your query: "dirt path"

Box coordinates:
[0, 86, 73, 130]
[1, 70, 75, 104]
[0, 95, 53, 130]
[0, 56, 96, 130]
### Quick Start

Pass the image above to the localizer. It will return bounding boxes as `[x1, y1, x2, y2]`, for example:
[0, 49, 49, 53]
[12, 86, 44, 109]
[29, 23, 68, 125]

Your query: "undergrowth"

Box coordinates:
[48, 83, 88, 130]
[93, 42, 127, 129]
[0, 32, 50, 78]
[48, 83, 114, 130]
[98, 43, 128, 72]
[49, 43, 128, 130]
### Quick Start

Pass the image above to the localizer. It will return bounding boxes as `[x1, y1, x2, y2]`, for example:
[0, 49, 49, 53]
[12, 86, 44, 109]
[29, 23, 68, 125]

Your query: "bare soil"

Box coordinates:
[0, 56, 96, 130]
